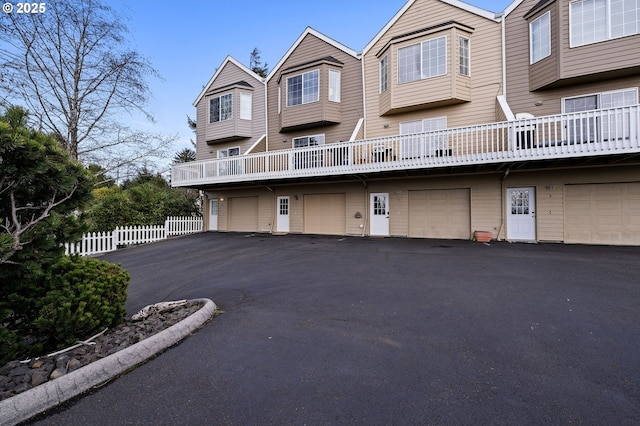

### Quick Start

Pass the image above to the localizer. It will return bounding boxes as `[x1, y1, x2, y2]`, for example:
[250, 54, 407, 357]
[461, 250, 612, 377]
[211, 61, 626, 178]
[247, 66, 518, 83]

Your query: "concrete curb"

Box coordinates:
[0, 298, 217, 426]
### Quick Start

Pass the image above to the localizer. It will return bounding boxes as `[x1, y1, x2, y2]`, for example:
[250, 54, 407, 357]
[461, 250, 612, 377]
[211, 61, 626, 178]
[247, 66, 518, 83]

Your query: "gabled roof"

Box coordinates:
[193, 55, 265, 107]
[362, 0, 500, 56]
[523, 0, 555, 19]
[266, 27, 359, 83]
[503, 0, 525, 18]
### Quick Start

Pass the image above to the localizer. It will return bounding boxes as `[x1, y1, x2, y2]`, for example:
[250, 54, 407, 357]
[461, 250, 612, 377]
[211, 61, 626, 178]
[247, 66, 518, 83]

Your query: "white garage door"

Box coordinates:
[304, 193, 346, 235]
[409, 189, 471, 239]
[564, 183, 640, 245]
[228, 196, 259, 232]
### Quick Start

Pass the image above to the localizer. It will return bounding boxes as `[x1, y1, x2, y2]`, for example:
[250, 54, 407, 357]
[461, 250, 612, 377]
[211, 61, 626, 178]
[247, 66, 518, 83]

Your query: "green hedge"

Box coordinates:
[34, 255, 130, 348]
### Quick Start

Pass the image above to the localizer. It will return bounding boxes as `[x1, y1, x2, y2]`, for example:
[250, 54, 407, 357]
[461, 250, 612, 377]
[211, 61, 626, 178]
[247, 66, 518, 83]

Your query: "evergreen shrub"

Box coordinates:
[34, 255, 130, 347]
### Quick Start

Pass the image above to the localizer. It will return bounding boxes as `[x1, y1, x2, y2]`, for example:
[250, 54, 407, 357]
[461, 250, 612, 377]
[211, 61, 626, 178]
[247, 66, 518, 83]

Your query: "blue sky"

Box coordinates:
[112, 0, 514, 168]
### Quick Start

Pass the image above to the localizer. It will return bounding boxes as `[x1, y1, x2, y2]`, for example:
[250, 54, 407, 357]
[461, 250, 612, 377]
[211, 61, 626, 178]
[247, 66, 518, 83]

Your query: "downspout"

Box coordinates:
[499, 12, 507, 98]
[498, 167, 510, 240]
[360, 51, 367, 139]
[266, 186, 274, 234]
[264, 79, 269, 152]
[359, 177, 368, 237]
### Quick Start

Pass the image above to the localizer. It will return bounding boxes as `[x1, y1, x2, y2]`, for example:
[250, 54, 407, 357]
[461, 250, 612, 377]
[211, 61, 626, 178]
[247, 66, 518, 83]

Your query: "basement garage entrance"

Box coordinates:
[564, 182, 640, 245]
[304, 193, 346, 235]
[228, 196, 259, 232]
[408, 189, 471, 239]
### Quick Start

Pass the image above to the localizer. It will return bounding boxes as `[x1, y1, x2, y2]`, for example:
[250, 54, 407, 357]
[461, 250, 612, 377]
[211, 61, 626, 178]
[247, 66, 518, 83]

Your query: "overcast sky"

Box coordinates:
[110, 0, 515, 171]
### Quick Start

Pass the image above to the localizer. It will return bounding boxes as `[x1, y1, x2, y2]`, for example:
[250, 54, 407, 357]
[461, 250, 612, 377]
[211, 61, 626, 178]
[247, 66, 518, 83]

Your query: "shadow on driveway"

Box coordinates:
[32, 233, 640, 425]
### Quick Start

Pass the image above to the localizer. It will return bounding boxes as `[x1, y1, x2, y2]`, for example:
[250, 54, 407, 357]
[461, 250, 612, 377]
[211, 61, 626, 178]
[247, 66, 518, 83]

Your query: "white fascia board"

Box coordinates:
[363, 0, 500, 57]
[266, 27, 360, 84]
[193, 56, 265, 107]
[362, 0, 415, 56]
[503, 0, 526, 18]
[441, 0, 501, 21]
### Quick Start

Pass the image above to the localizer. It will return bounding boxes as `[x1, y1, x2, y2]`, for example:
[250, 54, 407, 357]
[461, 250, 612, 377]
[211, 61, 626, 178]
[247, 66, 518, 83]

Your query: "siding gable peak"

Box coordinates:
[363, 0, 500, 56]
[193, 55, 265, 107]
[266, 27, 359, 83]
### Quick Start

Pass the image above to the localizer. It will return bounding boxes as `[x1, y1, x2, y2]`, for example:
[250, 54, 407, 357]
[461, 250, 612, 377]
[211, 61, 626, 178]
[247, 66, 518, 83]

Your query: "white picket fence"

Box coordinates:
[65, 216, 203, 257]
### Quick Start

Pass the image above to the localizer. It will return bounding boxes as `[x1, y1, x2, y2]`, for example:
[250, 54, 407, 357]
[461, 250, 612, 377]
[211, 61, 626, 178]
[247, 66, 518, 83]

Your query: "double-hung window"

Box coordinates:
[328, 70, 341, 102]
[570, 0, 640, 47]
[459, 36, 470, 75]
[239, 92, 252, 120]
[209, 93, 232, 123]
[380, 56, 389, 93]
[398, 36, 447, 84]
[287, 70, 319, 107]
[530, 12, 551, 63]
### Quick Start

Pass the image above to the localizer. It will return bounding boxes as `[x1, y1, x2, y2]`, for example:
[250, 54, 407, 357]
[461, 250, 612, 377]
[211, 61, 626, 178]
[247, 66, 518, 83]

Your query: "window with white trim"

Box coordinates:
[459, 36, 470, 76]
[278, 87, 281, 114]
[329, 70, 341, 102]
[240, 92, 252, 120]
[530, 12, 551, 63]
[287, 69, 319, 107]
[209, 93, 232, 123]
[570, 0, 640, 47]
[398, 36, 447, 84]
[380, 55, 389, 93]
[399, 117, 447, 158]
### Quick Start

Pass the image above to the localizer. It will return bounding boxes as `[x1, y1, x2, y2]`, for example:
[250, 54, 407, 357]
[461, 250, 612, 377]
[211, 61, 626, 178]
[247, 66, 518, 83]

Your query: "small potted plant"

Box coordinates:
[473, 231, 492, 243]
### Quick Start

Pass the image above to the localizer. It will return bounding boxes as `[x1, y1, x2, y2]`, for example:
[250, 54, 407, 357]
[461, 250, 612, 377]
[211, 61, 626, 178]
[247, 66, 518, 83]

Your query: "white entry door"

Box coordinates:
[276, 196, 290, 233]
[507, 187, 536, 241]
[370, 193, 390, 236]
[209, 199, 219, 231]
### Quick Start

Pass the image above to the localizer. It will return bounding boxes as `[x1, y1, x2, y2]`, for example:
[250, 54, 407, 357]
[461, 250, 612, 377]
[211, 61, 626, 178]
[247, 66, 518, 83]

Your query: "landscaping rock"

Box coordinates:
[0, 300, 204, 401]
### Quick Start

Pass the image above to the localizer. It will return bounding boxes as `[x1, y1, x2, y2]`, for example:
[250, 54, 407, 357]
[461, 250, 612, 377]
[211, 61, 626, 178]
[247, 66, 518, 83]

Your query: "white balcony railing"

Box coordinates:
[172, 105, 640, 187]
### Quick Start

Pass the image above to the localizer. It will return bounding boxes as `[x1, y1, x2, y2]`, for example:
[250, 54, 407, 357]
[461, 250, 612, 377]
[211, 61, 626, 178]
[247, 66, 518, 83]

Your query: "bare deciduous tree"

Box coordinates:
[0, 0, 174, 172]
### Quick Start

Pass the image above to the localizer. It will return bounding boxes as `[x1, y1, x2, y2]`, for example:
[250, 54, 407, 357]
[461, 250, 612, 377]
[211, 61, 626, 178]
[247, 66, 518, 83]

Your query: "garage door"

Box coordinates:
[409, 189, 470, 239]
[228, 196, 258, 232]
[304, 193, 346, 235]
[564, 183, 640, 245]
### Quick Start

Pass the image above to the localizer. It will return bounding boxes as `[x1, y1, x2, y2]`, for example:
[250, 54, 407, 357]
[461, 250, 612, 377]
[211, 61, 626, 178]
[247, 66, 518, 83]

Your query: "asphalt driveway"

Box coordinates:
[30, 233, 640, 425]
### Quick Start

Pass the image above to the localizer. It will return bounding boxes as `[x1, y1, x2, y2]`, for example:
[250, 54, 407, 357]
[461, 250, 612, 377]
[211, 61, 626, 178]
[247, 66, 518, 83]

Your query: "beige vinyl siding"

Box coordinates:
[195, 61, 265, 161]
[207, 189, 273, 233]
[506, 0, 640, 116]
[363, 0, 502, 139]
[470, 179, 502, 238]
[303, 193, 347, 235]
[503, 165, 640, 243]
[366, 174, 502, 238]
[528, 5, 560, 91]
[267, 33, 363, 150]
[559, 1, 640, 81]
[408, 188, 471, 239]
[280, 63, 342, 130]
[504, 0, 535, 114]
